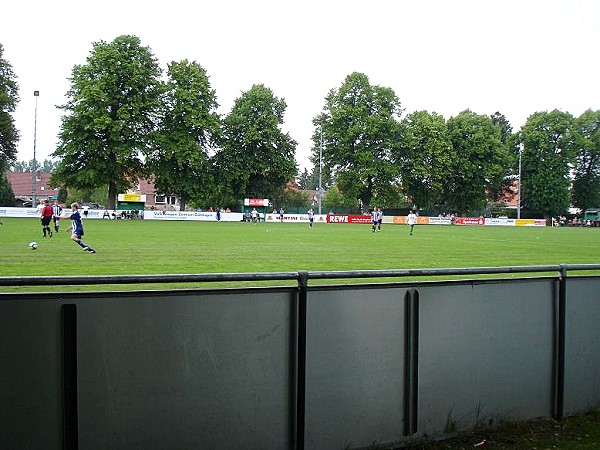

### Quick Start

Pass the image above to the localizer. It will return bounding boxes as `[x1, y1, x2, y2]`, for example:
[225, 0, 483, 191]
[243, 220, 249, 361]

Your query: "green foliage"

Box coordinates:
[400, 111, 453, 209]
[571, 109, 600, 211]
[150, 59, 220, 210]
[322, 185, 359, 213]
[445, 110, 508, 214]
[0, 170, 15, 205]
[315, 72, 402, 211]
[521, 110, 575, 217]
[0, 43, 19, 170]
[65, 185, 108, 207]
[370, 183, 407, 210]
[281, 187, 311, 208]
[11, 159, 59, 172]
[490, 111, 513, 144]
[216, 84, 297, 201]
[296, 168, 312, 190]
[52, 35, 163, 209]
[57, 187, 68, 203]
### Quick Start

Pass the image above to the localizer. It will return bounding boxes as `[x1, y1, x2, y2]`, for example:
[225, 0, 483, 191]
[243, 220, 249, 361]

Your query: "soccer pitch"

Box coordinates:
[1, 218, 599, 288]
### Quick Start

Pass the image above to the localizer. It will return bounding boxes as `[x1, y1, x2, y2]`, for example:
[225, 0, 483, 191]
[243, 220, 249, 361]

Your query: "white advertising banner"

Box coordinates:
[485, 218, 516, 226]
[0, 207, 41, 218]
[0, 207, 547, 226]
[263, 213, 327, 223]
[144, 210, 244, 221]
[428, 217, 453, 225]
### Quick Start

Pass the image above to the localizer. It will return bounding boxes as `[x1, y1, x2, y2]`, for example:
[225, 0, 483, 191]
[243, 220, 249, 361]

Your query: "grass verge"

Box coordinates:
[404, 410, 600, 449]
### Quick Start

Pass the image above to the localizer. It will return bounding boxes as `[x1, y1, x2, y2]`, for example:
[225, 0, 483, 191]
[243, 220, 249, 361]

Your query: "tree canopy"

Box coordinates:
[315, 72, 402, 211]
[0, 43, 19, 207]
[399, 110, 452, 209]
[11, 159, 59, 173]
[571, 109, 600, 210]
[521, 110, 575, 217]
[444, 110, 508, 214]
[0, 43, 19, 171]
[51, 35, 163, 209]
[216, 84, 297, 204]
[149, 59, 221, 210]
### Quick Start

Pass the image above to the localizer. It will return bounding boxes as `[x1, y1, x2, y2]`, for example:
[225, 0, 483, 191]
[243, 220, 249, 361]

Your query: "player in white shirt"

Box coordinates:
[407, 210, 417, 235]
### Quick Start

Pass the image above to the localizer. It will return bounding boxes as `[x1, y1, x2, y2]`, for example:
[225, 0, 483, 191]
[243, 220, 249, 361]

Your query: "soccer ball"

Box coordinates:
[29, 242, 38, 250]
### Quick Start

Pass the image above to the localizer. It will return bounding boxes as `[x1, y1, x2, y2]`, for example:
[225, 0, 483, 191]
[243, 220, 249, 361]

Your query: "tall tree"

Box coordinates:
[490, 111, 513, 144]
[520, 110, 575, 218]
[444, 110, 508, 214]
[571, 109, 600, 211]
[296, 168, 311, 190]
[489, 112, 516, 203]
[51, 35, 162, 209]
[0, 43, 19, 171]
[216, 84, 297, 203]
[149, 60, 221, 211]
[314, 72, 402, 211]
[399, 110, 452, 209]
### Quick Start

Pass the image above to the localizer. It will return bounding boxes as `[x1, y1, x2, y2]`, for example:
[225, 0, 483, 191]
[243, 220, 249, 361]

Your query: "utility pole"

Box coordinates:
[318, 125, 323, 215]
[31, 90, 40, 208]
[518, 134, 523, 220]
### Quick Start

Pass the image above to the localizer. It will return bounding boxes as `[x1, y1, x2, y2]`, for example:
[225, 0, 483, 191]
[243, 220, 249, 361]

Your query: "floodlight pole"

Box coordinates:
[517, 134, 523, 220]
[318, 125, 323, 215]
[31, 91, 40, 208]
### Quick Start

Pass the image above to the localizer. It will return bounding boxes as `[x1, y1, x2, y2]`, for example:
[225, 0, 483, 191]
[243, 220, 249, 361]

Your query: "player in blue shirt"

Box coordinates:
[67, 202, 96, 253]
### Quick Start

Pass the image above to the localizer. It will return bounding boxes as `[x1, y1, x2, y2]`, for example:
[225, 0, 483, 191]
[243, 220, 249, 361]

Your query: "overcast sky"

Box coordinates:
[2, 0, 599, 171]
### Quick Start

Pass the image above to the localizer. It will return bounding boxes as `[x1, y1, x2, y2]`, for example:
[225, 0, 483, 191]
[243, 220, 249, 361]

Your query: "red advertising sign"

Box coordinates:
[244, 198, 269, 207]
[326, 214, 372, 224]
[454, 217, 485, 226]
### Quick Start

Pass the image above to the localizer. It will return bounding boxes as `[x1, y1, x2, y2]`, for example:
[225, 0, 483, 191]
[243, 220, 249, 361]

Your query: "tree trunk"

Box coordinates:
[107, 181, 117, 210]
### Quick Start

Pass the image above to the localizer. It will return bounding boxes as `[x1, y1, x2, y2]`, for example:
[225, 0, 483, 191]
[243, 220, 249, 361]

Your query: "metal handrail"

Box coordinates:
[1, 264, 599, 287]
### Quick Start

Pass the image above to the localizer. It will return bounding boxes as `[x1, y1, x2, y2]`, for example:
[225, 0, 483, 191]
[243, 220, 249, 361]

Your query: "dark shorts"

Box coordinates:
[41, 217, 52, 226]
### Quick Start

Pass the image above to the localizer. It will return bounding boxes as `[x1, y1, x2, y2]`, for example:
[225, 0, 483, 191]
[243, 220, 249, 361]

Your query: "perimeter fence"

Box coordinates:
[1, 264, 600, 450]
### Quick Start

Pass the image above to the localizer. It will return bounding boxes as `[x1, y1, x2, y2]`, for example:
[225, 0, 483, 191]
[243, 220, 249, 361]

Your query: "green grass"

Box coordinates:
[1, 217, 599, 290]
[408, 410, 600, 449]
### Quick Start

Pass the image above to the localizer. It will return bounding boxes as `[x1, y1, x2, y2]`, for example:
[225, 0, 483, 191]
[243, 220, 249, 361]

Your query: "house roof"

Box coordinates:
[6, 172, 59, 198]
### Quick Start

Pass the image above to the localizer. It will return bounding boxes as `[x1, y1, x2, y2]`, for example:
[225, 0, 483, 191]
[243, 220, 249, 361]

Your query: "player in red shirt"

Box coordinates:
[40, 199, 54, 237]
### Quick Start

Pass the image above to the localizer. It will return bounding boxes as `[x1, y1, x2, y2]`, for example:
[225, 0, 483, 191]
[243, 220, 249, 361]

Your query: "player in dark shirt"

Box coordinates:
[67, 202, 96, 253]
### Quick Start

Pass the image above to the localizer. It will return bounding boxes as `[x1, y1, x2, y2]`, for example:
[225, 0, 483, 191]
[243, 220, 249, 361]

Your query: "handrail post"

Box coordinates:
[292, 272, 308, 450]
[403, 289, 419, 436]
[555, 265, 567, 420]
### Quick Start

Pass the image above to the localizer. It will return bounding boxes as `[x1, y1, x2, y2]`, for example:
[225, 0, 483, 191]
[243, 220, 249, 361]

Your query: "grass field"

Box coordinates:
[0, 218, 600, 276]
[1, 217, 599, 290]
